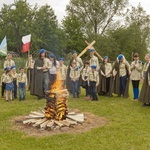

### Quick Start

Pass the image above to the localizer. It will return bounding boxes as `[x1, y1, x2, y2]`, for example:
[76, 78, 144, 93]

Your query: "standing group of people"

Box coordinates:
[1, 49, 150, 107]
[1, 54, 27, 101]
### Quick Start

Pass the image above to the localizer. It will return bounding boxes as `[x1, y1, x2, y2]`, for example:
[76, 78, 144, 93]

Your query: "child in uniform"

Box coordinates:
[88, 65, 99, 101]
[17, 67, 27, 100]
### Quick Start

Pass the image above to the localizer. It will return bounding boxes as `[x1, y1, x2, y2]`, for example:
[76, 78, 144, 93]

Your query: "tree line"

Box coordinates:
[0, 0, 149, 61]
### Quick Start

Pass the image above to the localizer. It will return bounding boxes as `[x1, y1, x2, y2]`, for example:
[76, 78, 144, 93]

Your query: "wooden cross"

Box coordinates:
[85, 41, 103, 61]
[77, 41, 96, 58]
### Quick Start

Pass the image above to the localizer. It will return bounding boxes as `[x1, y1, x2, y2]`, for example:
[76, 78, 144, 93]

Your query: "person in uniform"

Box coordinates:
[70, 61, 81, 98]
[25, 54, 35, 90]
[111, 54, 131, 98]
[30, 49, 51, 99]
[3, 69, 14, 102]
[17, 67, 27, 101]
[130, 53, 143, 100]
[88, 65, 99, 101]
[66, 50, 83, 92]
[11, 66, 18, 99]
[82, 61, 91, 99]
[1, 68, 7, 98]
[58, 58, 67, 88]
[3, 54, 15, 69]
[98, 56, 112, 96]
[89, 49, 99, 70]
[139, 53, 150, 107]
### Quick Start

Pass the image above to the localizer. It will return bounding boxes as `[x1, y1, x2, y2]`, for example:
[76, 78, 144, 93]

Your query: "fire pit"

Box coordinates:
[23, 73, 84, 130]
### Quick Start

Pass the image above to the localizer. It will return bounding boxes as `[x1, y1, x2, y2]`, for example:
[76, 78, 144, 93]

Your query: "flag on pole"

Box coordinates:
[0, 36, 7, 56]
[21, 34, 31, 53]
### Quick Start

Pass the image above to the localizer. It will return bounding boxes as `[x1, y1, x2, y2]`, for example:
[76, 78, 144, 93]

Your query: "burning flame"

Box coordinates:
[50, 72, 63, 92]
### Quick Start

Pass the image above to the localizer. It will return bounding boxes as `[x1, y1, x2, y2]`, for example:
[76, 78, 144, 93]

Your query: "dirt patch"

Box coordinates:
[13, 110, 108, 137]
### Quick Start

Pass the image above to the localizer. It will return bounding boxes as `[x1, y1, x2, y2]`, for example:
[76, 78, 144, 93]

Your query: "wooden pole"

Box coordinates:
[77, 41, 96, 58]
[85, 40, 103, 61]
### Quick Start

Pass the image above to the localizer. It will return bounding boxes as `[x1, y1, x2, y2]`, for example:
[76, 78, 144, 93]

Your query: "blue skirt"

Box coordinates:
[6, 83, 14, 91]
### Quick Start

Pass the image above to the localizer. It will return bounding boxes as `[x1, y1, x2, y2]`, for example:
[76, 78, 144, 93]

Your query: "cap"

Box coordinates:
[103, 56, 108, 60]
[11, 66, 16, 70]
[91, 65, 96, 69]
[58, 58, 64, 61]
[118, 54, 124, 60]
[50, 53, 55, 58]
[72, 50, 77, 55]
[39, 49, 45, 54]
[89, 49, 95, 52]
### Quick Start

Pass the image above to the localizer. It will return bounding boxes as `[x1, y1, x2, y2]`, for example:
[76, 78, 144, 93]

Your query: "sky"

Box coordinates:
[0, 0, 150, 23]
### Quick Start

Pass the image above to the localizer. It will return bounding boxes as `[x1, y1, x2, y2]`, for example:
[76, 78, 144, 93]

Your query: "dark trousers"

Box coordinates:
[71, 80, 79, 98]
[49, 74, 57, 86]
[83, 81, 90, 96]
[1, 82, 5, 97]
[106, 77, 110, 93]
[120, 75, 127, 95]
[132, 80, 140, 99]
[13, 80, 17, 99]
[89, 81, 98, 100]
[27, 69, 33, 90]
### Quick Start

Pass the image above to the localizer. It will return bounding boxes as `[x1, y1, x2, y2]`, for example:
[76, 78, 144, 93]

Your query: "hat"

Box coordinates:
[58, 58, 64, 61]
[72, 50, 77, 55]
[103, 56, 108, 60]
[11, 66, 16, 70]
[89, 49, 95, 52]
[91, 65, 96, 69]
[4, 67, 10, 71]
[39, 49, 45, 54]
[50, 53, 55, 58]
[118, 54, 124, 60]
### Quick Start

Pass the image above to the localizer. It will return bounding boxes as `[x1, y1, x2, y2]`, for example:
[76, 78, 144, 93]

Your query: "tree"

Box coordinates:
[66, 0, 129, 36]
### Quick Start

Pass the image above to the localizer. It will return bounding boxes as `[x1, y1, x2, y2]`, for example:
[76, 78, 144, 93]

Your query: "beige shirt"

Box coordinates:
[25, 59, 35, 69]
[3, 74, 13, 83]
[89, 55, 99, 70]
[58, 64, 67, 80]
[70, 67, 81, 81]
[12, 72, 18, 80]
[37, 58, 51, 72]
[72, 57, 83, 71]
[17, 73, 27, 86]
[130, 60, 143, 80]
[100, 63, 112, 78]
[82, 67, 91, 81]
[88, 71, 99, 86]
[4, 59, 15, 69]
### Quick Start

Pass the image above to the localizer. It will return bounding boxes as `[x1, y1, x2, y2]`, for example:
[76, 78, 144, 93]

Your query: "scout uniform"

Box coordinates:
[58, 58, 67, 88]
[112, 54, 131, 98]
[70, 63, 81, 98]
[11, 66, 18, 99]
[4, 59, 15, 69]
[82, 64, 91, 97]
[130, 54, 143, 100]
[89, 49, 100, 70]
[17, 72, 27, 100]
[1, 71, 6, 98]
[100, 56, 112, 95]
[25, 57, 35, 90]
[3, 70, 14, 101]
[88, 65, 99, 101]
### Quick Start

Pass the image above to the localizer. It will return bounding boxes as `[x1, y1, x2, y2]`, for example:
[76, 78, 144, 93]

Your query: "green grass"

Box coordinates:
[0, 86, 150, 150]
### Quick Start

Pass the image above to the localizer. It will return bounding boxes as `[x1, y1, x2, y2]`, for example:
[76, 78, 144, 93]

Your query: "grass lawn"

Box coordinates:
[0, 86, 150, 150]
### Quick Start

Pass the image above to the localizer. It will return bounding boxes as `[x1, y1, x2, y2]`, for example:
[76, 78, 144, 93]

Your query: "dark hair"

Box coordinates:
[133, 53, 139, 57]
[19, 67, 24, 70]
[6, 69, 11, 74]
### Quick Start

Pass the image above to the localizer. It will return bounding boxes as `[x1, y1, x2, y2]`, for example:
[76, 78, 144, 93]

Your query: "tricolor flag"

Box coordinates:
[0, 36, 7, 56]
[21, 34, 31, 53]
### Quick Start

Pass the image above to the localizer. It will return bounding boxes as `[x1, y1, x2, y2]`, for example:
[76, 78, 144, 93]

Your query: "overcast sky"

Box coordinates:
[0, 0, 150, 23]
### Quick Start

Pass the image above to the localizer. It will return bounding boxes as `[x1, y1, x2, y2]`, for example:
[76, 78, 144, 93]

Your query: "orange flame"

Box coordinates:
[50, 71, 63, 92]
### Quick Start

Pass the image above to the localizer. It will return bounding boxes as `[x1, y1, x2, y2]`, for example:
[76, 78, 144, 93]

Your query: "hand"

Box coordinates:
[42, 67, 47, 70]
[148, 81, 150, 86]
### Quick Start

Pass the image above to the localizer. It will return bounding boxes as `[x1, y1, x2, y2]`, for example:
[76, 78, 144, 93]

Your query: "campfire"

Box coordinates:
[23, 72, 84, 130]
